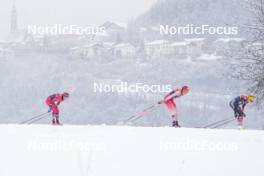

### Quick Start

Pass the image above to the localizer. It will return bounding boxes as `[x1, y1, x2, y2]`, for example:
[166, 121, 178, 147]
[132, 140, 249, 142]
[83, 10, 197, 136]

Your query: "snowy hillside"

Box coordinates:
[0, 124, 263, 176]
[136, 0, 251, 33]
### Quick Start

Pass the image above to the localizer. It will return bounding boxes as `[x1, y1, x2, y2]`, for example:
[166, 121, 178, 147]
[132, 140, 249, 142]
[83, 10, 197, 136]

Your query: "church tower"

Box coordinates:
[10, 5, 18, 33]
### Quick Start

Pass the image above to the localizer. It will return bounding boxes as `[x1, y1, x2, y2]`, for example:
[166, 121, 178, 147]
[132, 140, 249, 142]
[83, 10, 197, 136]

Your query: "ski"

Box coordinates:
[20, 112, 50, 124]
[202, 117, 235, 128]
[119, 104, 161, 125]
[211, 118, 236, 129]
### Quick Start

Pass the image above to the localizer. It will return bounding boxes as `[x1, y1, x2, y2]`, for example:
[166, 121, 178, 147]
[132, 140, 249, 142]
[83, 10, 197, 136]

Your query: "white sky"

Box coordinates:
[0, 0, 157, 39]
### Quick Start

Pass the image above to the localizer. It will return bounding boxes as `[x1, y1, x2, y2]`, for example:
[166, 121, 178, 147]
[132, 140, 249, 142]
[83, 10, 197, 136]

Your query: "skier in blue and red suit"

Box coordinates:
[46, 92, 69, 125]
[159, 86, 190, 127]
[229, 95, 255, 126]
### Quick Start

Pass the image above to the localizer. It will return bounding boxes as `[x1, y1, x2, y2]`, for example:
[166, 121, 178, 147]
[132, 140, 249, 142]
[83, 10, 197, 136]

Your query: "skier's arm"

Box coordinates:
[164, 88, 181, 101]
[241, 95, 247, 111]
[159, 93, 178, 104]
[242, 104, 246, 111]
[171, 95, 181, 99]
[54, 95, 63, 106]
[164, 90, 175, 101]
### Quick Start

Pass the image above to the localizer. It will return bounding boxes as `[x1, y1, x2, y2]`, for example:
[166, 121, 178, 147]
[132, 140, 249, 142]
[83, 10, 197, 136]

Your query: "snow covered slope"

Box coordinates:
[0, 125, 263, 176]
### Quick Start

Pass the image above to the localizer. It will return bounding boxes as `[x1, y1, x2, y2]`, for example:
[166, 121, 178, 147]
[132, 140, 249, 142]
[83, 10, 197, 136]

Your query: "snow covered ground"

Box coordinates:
[0, 124, 263, 176]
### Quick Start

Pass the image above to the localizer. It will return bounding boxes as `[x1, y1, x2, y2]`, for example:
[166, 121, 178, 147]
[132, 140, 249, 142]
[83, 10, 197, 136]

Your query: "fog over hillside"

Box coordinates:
[135, 0, 252, 38]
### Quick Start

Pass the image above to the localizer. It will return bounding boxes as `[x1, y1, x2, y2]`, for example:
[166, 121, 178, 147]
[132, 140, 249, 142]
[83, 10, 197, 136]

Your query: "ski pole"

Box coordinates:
[202, 117, 235, 128]
[123, 103, 161, 124]
[27, 113, 50, 124]
[20, 112, 50, 124]
[128, 104, 161, 124]
[211, 118, 236, 129]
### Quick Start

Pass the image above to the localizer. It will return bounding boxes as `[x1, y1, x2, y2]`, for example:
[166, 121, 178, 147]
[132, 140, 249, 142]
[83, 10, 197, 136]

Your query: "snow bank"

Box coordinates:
[0, 125, 263, 176]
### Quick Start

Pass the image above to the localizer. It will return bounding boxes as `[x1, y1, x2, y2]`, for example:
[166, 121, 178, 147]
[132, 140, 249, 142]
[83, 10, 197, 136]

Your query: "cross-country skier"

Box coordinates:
[229, 95, 255, 127]
[159, 86, 190, 127]
[46, 92, 70, 125]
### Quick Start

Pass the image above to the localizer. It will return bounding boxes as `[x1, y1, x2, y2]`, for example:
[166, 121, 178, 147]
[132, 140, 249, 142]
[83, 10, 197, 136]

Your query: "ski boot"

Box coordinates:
[55, 119, 62, 126]
[52, 115, 62, 125]
[172, 121, 181, 128]
[52, 119, 56, 125]
[55, 115, 62, 125]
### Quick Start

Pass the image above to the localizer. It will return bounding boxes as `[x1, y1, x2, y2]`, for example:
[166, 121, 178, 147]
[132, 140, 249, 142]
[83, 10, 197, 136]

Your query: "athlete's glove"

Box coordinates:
[48, 106, 52, 113]
[158, 100, 164, 104]
[54, 101, 60, 106]
[234, 112, 239, 118]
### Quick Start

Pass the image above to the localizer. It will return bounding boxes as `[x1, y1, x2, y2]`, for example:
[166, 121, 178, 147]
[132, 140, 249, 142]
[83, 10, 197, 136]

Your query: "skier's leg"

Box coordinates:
[236, 107, 244, 127]
[55, 107, 60, 125]
[238, 116, 244, 125]
[51, 105, 60, 125]
[233, 104, 240, 117]
[55, 114, 60, 125]
[52, 114, 56, 125]
[51, 105, 55, 124]
[166, 100, 180, 127]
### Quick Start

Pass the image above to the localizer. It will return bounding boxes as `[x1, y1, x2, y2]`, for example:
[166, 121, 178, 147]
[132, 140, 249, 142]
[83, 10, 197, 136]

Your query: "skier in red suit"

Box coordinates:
[46, 92, 69, 125]
[159, 86, 190, 127]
